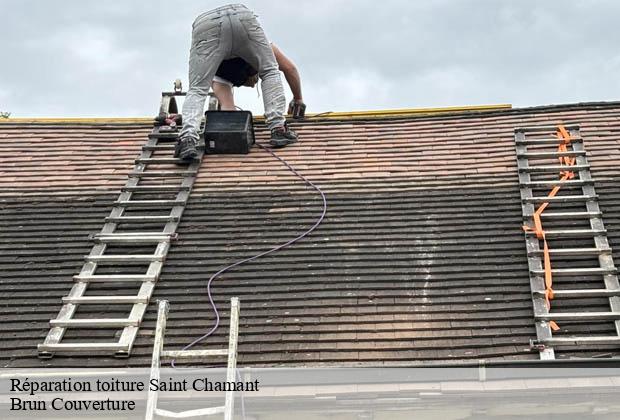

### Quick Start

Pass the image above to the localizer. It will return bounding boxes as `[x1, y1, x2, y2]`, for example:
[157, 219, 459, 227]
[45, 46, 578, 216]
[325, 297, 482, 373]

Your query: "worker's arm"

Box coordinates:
[272, 44, 303, 102]
[212, 81, 236, 111]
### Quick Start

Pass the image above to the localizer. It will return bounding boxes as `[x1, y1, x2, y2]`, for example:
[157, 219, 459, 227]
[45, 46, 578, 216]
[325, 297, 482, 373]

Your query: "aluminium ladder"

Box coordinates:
[145, 298, 240, 420]
[515, 124, 620, 359]
[38, 83, 204, 358]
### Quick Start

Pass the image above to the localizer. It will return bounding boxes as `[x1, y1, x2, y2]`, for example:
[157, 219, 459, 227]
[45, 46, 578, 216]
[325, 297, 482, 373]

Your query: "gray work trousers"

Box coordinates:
[180, 3, 286, 141]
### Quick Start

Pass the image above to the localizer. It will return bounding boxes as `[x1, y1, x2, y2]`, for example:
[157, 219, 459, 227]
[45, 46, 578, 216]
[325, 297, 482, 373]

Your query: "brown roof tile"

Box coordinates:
[1, 102, 620, 367]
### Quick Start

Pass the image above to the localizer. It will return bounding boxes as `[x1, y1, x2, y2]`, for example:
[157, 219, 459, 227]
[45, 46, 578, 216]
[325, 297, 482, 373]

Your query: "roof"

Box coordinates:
[1, 102, 620, 368]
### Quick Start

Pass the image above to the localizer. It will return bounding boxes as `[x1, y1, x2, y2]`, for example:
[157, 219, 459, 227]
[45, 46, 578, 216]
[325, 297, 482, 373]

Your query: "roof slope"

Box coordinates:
[1, 103, 620, 367]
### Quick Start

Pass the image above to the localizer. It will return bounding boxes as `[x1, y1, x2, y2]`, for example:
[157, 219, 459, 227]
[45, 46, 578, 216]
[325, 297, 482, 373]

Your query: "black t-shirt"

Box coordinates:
[215, 58, 258, 87]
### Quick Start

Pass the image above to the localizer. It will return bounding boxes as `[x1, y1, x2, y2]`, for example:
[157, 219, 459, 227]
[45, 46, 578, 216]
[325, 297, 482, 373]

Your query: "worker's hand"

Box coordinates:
[287, 99, 306, 119]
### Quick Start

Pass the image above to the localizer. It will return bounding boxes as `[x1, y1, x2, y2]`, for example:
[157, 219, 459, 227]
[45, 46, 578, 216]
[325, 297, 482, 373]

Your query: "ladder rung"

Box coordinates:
[129, 171, 197, 178]
[121, 185, 190, 192]
[148, 132, 179, 140]
[515, 125, 580, 133]
[62, 295, 149, 304]
[154, 406, 225, 419]
[136, 158, 188, 164]
[38, 342, 128, 353]
[529, 247, 612, 256]
[105, 215, 179, 223]
[525, 229, 606, 238]
[515, 137, 583, 145]
[142, 144, 205, 151]
[521, 179, 595, 188]
[160, 349, 229, 358]
[534, 289, 620, 298]
[143, 144, 176, 150]
[538, 337, 620, 346]
[50, 318, 139, 328]
[94, 234, 174, 243]
[86, 255, 164, 262]
[517, 151, 587, 158]
[536, 312, 620, 321]
[519, 164, 590, 173]
[74, 274, 157, 282]
[530, 267, 617, 276]
[523, 195, 597, 204]
[115, 200, 187, 208]
[539, 211, 602, 219]
[96, 232, 171, 236]
[95, 236, 172, 243]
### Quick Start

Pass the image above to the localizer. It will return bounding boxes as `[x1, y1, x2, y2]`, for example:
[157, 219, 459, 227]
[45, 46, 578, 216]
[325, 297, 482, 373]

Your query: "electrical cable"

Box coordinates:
[172, 141, 327, 367]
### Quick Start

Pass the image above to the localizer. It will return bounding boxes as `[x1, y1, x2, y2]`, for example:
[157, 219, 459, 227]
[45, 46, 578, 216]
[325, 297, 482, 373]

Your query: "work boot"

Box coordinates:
[270, 125, 298, 147]
[174, 137, 198, 161]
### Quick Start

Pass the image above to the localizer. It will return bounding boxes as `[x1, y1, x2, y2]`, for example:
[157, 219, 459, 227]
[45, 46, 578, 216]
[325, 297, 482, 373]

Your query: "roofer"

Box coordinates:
[177, 4, 300, 160]
[212, 44, 306, 117]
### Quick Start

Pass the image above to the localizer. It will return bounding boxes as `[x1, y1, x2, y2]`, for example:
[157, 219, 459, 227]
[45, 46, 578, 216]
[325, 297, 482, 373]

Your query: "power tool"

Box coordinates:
[288, 100, 306, 119]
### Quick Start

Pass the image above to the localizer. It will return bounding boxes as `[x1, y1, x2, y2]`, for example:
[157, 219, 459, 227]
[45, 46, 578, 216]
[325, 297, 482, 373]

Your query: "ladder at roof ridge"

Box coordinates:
[515, 124, 620, 359]
[38, 85, 203, 358]
[145, 299, 240, 420]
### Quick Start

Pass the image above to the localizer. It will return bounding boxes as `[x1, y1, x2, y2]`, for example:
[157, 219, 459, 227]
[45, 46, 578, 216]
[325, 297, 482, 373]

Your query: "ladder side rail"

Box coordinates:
[570, 128, 620, 337]
[117, 241, 170, 356]
[515, 129, 555, 359]
[145, 300, 170, 420]
[118, 146, 205, 355]
[163, 153, 203, 235]
[225, 298, 240, 420]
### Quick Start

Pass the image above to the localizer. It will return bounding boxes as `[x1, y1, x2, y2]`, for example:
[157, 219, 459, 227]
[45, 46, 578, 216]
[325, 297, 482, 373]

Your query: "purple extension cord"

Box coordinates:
[172, 142, 327, 366]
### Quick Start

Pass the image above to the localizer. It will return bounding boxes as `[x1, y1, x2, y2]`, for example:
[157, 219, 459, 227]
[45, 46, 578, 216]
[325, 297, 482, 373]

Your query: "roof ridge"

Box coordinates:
[3, 100, 620, 124]
[0, 104, 511, 124]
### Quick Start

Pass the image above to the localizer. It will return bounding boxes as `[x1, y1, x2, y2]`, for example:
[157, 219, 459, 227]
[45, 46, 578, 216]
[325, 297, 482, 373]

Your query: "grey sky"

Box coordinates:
[2, 0, 620, 117]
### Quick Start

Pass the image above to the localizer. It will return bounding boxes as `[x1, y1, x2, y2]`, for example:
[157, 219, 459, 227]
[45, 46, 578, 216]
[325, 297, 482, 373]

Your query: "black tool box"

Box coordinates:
[203, 111, 255, 154]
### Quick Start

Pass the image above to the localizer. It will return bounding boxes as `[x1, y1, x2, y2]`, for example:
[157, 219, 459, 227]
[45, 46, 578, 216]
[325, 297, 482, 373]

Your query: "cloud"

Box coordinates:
[304, 69, 396, 112]
[2, 0, 620, 117]
[0, 87, 9, 101]
[51, 25, 140, 73]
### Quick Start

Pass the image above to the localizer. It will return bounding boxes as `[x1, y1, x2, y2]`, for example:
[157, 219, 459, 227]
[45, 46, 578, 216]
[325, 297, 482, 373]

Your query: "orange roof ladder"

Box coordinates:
[38, 81, 208, 358]
[515, 124, 620, 359]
